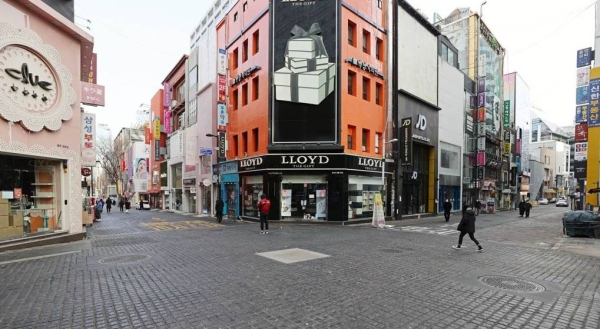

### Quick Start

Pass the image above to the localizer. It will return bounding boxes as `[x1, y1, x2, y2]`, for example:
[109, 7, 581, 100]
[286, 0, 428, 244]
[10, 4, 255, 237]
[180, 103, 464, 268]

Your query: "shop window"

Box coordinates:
[177, 84, 185, 103]
[362, 129, 370, 152]
[242, 39, 249, 63]
[232, 88, 239, 110]
[225, 183, 238, 217]
[348, 70, 356, 96]
[376, 38, 383, 60]
[233, 135, 239, 157]
[243, 176, 264, 217]
[375, 82, 383, 105]
[348, 125, 356, 150]
[252, 30, 259, 54]
[231, 48, 238, 70]
[252, 127, 259, 152]
[362, 76, 370, 101]
[348, 21, 356, 46]
[375, 132, 381, 154]
[281, 181, 328, 220]
[362, 30, 370, 54]
[242, 83, 248, 106]
[242, 131, 248, 156]
[252, 76, 259, 101]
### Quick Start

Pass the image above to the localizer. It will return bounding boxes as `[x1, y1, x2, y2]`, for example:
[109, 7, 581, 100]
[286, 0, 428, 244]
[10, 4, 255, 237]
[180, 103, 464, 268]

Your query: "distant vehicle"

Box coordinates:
[107, 185, 118, 200]
[549, 198, 557, 203]
[538, 198, 549, 205]
[556, 199, 568, 207]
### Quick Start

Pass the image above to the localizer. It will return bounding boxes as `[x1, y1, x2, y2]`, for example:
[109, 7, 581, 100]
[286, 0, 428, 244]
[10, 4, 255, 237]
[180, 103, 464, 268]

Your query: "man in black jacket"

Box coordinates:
[453, 207, 483, 252]
[443, 199, 453, 222]
[518, 199, 525, 217]
[215, 197, 224, 223]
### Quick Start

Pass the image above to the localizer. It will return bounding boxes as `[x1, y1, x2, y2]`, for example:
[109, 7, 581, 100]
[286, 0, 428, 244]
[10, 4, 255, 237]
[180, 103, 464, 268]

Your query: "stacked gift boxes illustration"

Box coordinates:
[274, 23, 335, 105]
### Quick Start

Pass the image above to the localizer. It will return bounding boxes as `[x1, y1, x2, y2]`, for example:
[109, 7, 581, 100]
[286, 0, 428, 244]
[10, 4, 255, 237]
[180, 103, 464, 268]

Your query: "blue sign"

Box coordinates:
[577, 47, 593, 68]
[576, 86, 589, 105]
[199, 148, 213, 156]
[590, 78, 600, 101]
[576, 105, 589, 123]
[478, 92, 485, 107]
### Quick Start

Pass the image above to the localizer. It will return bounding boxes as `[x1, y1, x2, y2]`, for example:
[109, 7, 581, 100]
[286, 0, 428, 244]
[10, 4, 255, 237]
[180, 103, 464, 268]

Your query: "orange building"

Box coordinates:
[217, 0, 388, 221]
[148, 89, 167, 209]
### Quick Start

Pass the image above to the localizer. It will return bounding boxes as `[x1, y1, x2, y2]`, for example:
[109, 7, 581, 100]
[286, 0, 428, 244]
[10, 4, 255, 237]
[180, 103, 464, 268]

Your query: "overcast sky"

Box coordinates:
[76, 0, 596, 137]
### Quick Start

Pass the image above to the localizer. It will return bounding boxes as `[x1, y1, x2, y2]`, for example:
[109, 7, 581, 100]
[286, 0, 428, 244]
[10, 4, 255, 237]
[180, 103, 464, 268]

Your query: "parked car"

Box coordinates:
[549, 198, 557, 203]
[556, 199, 568, 207]
[538, 198, 549, 205]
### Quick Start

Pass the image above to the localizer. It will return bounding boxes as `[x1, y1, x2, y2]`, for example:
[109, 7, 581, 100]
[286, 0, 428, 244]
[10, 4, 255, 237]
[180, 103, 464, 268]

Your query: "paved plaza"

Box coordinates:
[0, 206, 599, 328]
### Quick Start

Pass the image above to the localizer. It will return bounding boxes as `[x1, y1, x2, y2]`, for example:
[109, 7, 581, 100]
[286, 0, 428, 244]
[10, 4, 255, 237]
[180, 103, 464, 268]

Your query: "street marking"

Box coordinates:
[140, 220, 223, 231]
[390, 225, 459, 236]
[0, 250, 81, 266]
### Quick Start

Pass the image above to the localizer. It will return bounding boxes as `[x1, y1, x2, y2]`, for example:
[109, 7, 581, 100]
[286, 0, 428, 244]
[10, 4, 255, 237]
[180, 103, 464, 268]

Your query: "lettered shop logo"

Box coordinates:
[240, 157, 263, 168]
[281, 0, 319, 5]
[415, 114, 427, 131]
[281, 155, 329, 168]
[5, 63, 52, 101]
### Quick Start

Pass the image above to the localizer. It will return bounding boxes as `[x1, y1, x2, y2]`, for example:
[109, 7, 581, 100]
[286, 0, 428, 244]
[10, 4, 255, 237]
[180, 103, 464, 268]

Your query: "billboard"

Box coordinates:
[132, 142, 150, 193]
[271, 0, 338, 143]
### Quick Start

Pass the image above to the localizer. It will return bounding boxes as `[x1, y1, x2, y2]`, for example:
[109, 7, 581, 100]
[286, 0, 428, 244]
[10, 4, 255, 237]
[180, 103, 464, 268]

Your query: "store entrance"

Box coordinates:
[281, 182, 327, 220]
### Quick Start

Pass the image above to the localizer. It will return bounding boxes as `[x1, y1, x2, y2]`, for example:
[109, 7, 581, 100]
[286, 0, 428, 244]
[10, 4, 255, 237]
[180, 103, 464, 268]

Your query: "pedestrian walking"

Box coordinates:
[215, 197, 224, 223]
[257, 194, 271, 234]
[518, 199, 525, 217]
[443, 199, 452, 222]
[119, 198, 124, 212]
[106, 197, 112, 213]
[474, 199, 481, 216]
[524, 199, 532, 218]
[453, 206, 483, 252]
[97, 198, 104, 213]
[125, 198, 131, 213]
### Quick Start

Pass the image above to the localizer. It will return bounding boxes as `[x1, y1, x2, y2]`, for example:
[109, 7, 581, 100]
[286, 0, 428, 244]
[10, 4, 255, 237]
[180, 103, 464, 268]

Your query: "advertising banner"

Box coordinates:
[154, 140, 160, 161]
[576, 86, 589, 105]
[81, 113, 96, 167]
[153, 119, 160, 141]
[503, 100, 510, 127]
[575, 123, 588, 142]
[576, 105, 589, 123]
[217, 49, 227, 76]
[272, 0, 338, 143]
[132, 142, 150, 193]
[163, 82, 171, 107]
[371, 193, 385, 228]
[577, 47, 592, 68]
[164, 110, 171, 134]
[218, 103, 227, 131]
[574, 142, 588, 161]
[218, 75, 227, 103]
[574, 160, 587, 179]
[577, 66, 590, 87]
[144, 127, 151, 144]
[281, 189, 292, 217]
[400, 117, 413, 166]
[185, 128, 197, 173]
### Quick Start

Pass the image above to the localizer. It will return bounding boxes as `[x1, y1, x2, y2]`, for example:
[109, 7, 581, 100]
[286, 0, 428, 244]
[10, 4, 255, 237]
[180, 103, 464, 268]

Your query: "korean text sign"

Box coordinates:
[81, 113, 96, 166]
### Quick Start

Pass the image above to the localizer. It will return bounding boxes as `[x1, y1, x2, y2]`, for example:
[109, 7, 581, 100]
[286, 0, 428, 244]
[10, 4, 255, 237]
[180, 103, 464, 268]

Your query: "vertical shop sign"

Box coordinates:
[217, 103, 227, 131]
[400, 117, 413, 166]
[576, 105, 589, 123]
[154, 140, 160, 161]
[478, 93, 485, 107]
[577, 66, 591, 87]
[164, 110, 171, 134]
[588, 78, 600, 127]
[574, 160, 587, 179]
[81, 113, 96, 166]
[478, 78, 485, 93]
[503, 100, 510, 127]
[218, 131, 226, 162]
[218, 49, 227, 76]
[163, 82, 171, 107]
[575, 123, 588, 142]
[576, 86, 589, 105]
[218, 75, 227, 103]
[576, 47, 593, 67]
[144, 127, 151, 144]
[153, 118, 160, 140]
[477, 152, 485, 166]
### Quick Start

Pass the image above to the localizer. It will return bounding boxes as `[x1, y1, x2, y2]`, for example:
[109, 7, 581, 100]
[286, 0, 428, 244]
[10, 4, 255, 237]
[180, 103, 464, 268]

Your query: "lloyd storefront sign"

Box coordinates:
[238, 154, 392, 173]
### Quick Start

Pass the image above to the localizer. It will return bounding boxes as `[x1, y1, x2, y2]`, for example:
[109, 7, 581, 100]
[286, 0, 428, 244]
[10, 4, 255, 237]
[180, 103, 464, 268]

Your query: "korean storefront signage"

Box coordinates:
[469, 95, 476, 109]
[219, 161, 238, 175]
[574, 160, 587, 179]
[81, 82, 105, 106]
[183, 178, 196, 186]
[144, 127, 151, 144]
[0, 26, 77, 132]
[163, 82, 171, 107]
[154, 140, 160, 161]
[231, 66, 261, 87]
[153, 118, 160, 140]
[345, 58, 384, 79]
[576, 105, 589, 123]
[478, 78, 485, 93]
[503, 100, 510, 127]
[477, 152, 485, 166]
[576, 86, 589, 105]
[400, 117, 413, 166]
[237, 154, 389, 173]
[218, 75, 227, 103]
[164, 110, 171, 134]
[503, 142, 511, 155]
[574, 142, 588, 161]
[217, 49, 227, 76]
[576, 47, 593, 68]
[81, 113, 96, 166]
[575, 123, 588, 142]
[218, 103, 227, 131]
[577, 66, 591, 87]
[477, 166, 484, 180]
[588, 78, 600, 127]
[81, 52, 97, 84]
[477, 108, 485, 122]
[478, 93, 485, 108]
[218, 131, 226, 162]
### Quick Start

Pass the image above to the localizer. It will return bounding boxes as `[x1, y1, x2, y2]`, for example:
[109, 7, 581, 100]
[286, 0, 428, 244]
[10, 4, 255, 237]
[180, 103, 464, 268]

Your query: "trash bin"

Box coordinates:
[563, 211, 600, 238]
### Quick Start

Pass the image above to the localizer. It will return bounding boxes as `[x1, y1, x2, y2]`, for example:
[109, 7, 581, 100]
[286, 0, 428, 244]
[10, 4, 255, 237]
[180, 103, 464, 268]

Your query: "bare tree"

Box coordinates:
[96, 136, 123, 188]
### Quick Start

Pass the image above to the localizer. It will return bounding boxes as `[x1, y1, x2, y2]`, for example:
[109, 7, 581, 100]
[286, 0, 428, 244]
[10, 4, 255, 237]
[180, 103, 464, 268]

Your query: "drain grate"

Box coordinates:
[99, 254, 150, 265]
[379, 248, 402, 253]
[478, 276, 545, 293]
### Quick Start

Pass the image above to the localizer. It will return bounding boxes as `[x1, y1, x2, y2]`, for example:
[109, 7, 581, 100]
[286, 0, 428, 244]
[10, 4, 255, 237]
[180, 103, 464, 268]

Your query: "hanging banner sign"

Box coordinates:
[400, 117, 413, 166]
[503, 100, 510, 127]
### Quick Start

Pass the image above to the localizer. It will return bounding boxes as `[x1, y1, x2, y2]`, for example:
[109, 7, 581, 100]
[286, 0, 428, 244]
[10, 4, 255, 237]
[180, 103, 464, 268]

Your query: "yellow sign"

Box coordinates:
[503, 142, 511, 155]
[153, 119, 160, 141]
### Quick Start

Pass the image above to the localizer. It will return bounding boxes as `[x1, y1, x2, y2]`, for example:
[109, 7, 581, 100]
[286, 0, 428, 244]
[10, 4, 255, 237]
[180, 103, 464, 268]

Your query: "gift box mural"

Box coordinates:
[271, 0, 338, 143]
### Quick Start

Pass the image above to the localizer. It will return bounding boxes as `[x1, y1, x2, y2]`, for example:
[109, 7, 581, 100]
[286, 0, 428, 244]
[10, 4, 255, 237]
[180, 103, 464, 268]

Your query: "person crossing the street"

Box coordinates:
[453, 206, 483, 252]
[443, 199, 452, 222]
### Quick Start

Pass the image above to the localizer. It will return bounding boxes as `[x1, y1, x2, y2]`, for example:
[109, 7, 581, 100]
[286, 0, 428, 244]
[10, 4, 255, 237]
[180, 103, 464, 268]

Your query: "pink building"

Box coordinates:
[0, 1, 94, 239]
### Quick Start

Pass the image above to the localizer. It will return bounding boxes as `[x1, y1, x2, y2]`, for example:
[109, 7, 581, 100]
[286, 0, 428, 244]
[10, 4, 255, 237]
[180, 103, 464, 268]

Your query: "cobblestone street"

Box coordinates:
[0, 208, 599, 328]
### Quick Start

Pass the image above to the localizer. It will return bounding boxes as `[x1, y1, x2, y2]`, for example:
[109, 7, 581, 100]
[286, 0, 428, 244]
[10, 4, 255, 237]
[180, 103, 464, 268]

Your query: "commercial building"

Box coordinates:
[114, 128, 144, 201]
[0, 0, 95, 238]
[148, 89, 167, 209]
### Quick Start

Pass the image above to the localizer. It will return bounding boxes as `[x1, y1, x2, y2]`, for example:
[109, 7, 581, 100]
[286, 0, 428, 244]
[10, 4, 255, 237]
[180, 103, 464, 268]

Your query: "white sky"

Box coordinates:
[76, 0, 596, 136]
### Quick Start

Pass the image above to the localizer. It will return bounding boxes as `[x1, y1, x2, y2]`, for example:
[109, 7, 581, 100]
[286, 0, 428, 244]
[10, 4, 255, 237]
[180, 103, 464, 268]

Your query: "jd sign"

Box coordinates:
[415, 114, 427, 131]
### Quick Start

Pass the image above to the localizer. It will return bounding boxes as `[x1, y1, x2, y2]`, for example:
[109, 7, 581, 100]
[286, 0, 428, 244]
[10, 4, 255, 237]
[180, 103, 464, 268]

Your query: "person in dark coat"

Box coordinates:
[215, 197, 224, 223]
[106, 197, 112, 213]
[443, 199, 453, 222]
[453, 207, 483, 252]
[474, 199, 482, 216]
[524, 199, 532, 218]
[518, 199, 525, 217]
[125, 198, 131, 213]
[119, 198, 124, 212]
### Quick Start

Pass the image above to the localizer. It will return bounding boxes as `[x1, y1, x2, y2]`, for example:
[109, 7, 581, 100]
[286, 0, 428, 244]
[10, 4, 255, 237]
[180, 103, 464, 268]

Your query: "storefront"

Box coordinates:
[398, 92, 440, 215]
[238, 154, 391, 221]
[438, 142, 462, 212]
[0, 2, 94, 239]
[219, 160, 239, 219]
[183, 178, 196, 214]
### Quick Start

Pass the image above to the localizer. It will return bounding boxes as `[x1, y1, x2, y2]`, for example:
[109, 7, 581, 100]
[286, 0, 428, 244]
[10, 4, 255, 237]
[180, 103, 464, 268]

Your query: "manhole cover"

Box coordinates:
[98, 254, 150, 265]
[379, 249, 402, 253]
[478, 276, 545, 293]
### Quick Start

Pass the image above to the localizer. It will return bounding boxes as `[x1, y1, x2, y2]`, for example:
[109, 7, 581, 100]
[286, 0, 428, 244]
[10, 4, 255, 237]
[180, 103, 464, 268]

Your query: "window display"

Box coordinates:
[225, 183, 238, 218]
[243, 176, 263, 217]
[281, 182, 327, 220]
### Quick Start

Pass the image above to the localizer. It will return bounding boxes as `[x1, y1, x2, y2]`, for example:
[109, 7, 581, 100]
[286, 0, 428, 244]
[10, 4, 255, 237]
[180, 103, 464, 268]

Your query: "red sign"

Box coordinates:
[81, 167, 92, 176]
[13, 188, 22, 199]
[218, 75, 227, 102]
[144, 127, 151, 144]
[81, 82, 105, 106]
[575, 123, 588, 142]
[81, 53, 97, 84]
[477, 108, 485, 122]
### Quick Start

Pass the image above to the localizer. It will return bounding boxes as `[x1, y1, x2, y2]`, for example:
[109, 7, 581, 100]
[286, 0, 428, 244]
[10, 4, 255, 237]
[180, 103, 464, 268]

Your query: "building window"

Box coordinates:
[242, 83, 248, 106]
[252, 128, 259, 152]
[375, 133, 381, 154]
[362, 30, 370, 54]
[242, 39, 249, 62]
[377, 0, 382, 9]
[348, 125, 356, 150]
[188, 98, 197, 125]
[233, 135, 239, 157]
[234, 12, 238, 21]
[177, 112, 184, 130]
[375, 83, 383, 105]
[232, 88, 239, 110]
[348, 70, 356, 96]
[177, 84, 185, 102]
[189, 66, 198, 92]
[252, 76, 259, 101]
[362, 77, 370, 101]
[376, 38, 383, 61]
[242, 131, 248, 156]
[243, 1, 248, 11]
[252, 30, 259, 54]
[232, 48, 238, 69]
[348, 21, 356, 46]
[362, 129, 370, 152]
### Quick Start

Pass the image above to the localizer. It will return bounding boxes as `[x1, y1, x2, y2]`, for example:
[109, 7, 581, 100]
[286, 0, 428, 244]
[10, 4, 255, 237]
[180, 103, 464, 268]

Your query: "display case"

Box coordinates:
[29, 167, 57, 232]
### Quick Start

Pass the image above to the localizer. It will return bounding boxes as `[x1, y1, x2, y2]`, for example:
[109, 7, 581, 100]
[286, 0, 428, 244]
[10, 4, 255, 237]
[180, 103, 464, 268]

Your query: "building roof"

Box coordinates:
[399, 0, 441, 36]
[161, 55, 189, 84]
[531, 109, 569, 137]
